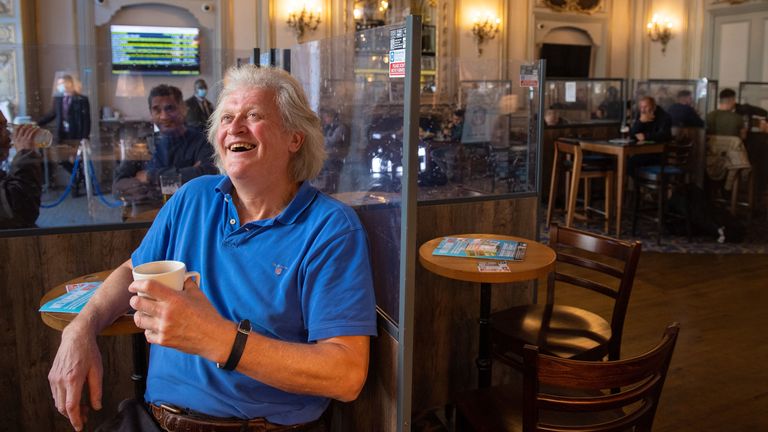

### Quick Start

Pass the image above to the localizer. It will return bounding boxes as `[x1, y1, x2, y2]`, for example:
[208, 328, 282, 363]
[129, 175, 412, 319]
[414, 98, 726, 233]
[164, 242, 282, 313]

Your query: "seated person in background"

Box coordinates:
[49, 65, 377, 431]
[544, 109, 567, 126]
[319, 107, 349, 193]
[114, 84, 217, 203]
[628, 96, 672, 173]
[593, 86, 623, 121]
[630, 96, 672, 142]
[0, 113, 42, 228]
[441, 108, 465, 140]
[430, 109, 465, 181]
[185, 78, 214, 130]
[668, 89, 704, 128]
[706, 88, 746, 139]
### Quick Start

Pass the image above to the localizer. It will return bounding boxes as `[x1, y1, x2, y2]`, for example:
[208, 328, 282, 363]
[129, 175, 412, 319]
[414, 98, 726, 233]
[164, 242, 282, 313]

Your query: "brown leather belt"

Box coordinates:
[149, 403, 324, 432]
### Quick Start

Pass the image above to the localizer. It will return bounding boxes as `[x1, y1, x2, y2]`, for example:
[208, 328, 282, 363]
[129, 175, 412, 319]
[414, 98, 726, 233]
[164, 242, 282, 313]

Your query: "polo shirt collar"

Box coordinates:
[214, 177, 317, 226]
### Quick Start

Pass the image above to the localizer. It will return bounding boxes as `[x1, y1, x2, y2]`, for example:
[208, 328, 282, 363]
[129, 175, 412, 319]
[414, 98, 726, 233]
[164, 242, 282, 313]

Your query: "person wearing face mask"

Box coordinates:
[37, 73, 92, 195]
[38, 74, 92, 143]
[185, 78, 214, 130]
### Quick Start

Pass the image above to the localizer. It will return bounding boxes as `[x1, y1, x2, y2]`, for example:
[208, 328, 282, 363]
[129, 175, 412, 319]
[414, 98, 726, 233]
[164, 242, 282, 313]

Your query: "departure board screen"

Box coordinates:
[111, 25, 200, 75]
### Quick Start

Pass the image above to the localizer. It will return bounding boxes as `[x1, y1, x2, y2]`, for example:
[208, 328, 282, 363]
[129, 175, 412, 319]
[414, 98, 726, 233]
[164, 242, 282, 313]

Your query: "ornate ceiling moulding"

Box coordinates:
[542, 0, 603, 14]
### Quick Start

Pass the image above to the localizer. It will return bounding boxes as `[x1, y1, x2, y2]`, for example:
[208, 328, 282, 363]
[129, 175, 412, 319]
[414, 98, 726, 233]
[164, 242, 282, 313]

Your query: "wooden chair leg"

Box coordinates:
[584, 178, 591, 213]
[546, 148, 561, 226]
[604, 172, 613, 234]
[566, 152, 583, 228]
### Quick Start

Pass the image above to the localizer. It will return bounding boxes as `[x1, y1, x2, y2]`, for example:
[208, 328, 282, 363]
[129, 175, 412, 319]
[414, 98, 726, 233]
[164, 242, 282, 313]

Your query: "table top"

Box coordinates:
[418, 234, 556, 284]
[39, 270, 140, 336]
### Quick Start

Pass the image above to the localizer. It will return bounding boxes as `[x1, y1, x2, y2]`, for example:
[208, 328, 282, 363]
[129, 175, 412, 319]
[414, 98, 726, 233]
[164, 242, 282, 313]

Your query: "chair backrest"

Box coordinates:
[547, 224, 642, 360]
[523, 323, 680, 432]
[672, 126, 705, 185]
[660, 137, 694, 177]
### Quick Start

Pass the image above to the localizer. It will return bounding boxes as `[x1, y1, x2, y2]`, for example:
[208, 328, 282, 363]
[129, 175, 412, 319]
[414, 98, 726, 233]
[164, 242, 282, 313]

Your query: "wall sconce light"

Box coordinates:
[471, 13, 501, 56]
[646, 13, 673, 54]
[287, 4, 321, 39]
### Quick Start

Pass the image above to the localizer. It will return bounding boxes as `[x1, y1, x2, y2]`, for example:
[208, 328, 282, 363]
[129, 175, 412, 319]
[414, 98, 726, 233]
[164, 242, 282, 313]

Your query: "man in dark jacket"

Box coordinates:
[38, 74, 91, 142]
[628, 96, 672, 173]
[0, 112, 43, 228]
[38, 74, 91, 195]
[630, 96, 672, 142]
[184, 79, 214, 130]
[114, 84, 217, 205]
[668, 90, 704, 128]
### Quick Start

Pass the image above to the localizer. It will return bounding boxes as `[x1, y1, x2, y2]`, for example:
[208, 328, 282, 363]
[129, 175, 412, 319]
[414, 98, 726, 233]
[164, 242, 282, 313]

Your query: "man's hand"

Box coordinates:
[12, 124, 38, 151]
[135, 170, 149, 184]
[639, 112, 655, 123]
[129, 277, 230, 359]
[48, 324, 104, 432]
[635, 133, 646, 142]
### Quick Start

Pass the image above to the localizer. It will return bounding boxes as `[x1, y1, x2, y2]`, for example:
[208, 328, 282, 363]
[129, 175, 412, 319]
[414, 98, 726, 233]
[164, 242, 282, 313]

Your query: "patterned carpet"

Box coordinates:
[542, 212, 768, 254]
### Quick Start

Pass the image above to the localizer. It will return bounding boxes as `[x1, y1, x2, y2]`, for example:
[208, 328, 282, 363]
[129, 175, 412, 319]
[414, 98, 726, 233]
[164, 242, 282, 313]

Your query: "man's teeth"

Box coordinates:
[230, 143, 256, 152]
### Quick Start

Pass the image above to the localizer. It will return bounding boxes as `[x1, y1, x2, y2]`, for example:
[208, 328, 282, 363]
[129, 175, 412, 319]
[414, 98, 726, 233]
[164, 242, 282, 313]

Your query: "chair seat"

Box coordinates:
[637, 164, 684, 181]
[491, 304, 612, 360]
[455, 383, 626, 432]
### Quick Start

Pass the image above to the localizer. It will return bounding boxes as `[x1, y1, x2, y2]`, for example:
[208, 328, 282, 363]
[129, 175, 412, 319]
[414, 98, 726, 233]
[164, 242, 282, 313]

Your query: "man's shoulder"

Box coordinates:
[308, 191, 364, 230]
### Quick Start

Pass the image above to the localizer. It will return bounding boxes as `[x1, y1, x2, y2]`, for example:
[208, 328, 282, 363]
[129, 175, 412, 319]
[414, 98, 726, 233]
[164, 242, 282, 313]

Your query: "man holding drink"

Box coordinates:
[0, 111, 44, 228]
[49, 66, 377, 431]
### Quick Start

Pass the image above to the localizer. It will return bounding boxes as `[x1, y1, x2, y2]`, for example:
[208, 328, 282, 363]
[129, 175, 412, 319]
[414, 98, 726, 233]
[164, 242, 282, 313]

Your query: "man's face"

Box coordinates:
[639, 100, 654, 116]
[215, 87, 302, 183]
[150, 95, 186, 135]
[57, 78, 74, 95]
[0, 112, 9, 161]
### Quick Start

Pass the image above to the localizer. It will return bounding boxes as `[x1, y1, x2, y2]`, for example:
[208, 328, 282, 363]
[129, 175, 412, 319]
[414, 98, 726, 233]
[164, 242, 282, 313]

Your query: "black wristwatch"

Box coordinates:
[217, 319, 251, 371]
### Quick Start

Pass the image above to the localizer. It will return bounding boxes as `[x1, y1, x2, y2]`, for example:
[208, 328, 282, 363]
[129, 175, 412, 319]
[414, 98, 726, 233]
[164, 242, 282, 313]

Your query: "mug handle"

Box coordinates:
[184, 271, 201, 288]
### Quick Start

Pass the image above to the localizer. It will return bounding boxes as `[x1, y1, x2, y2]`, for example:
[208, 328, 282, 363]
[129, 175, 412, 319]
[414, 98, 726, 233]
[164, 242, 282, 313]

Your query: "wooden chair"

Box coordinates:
[490, 224, 642, 370]
[631, 138, 694, 245]
[547, 139, 615, 233]
[455, 323, 680, 432]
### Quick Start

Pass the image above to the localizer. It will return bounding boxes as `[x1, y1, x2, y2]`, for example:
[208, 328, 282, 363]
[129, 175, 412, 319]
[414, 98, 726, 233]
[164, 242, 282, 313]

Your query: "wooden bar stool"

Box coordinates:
[547, 139, 614, 233]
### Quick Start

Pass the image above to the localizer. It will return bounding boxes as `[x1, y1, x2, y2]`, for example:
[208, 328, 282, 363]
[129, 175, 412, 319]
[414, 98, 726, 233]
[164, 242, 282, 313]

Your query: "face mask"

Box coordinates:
[196, 88, 207, 98]
[57, 84, 66, 94]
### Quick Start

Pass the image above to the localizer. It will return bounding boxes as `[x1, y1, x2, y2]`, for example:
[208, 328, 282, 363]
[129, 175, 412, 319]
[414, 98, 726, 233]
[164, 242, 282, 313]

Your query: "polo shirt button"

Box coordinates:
[229, 218, 236, 225]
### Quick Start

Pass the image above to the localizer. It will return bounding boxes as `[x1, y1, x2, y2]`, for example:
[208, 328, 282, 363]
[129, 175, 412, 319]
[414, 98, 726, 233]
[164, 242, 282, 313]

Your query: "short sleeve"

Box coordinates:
[300, 227, 377, 342]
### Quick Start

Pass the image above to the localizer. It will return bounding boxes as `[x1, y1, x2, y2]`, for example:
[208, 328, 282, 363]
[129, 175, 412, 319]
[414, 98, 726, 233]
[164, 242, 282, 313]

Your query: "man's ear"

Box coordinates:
[288, 131, 304, 153]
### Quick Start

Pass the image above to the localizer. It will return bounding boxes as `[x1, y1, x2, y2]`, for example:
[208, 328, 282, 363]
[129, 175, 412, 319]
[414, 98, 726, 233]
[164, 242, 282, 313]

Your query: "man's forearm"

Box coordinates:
[68, 261, 135, 334]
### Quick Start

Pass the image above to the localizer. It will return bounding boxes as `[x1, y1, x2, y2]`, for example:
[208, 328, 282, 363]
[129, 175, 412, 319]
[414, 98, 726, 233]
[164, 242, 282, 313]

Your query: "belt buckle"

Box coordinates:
[159, 403, 182, 414]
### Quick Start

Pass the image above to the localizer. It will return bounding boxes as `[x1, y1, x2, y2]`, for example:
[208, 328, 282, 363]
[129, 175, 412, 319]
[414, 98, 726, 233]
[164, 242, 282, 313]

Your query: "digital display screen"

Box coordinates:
[111, 25, 200, 75]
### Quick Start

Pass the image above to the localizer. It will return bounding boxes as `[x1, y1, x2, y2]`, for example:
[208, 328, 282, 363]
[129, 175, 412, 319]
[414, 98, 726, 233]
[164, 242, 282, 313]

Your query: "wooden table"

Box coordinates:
[418, 234, 556, 388]
[555, 138, 665, 237]
[39, 270, 147, 398]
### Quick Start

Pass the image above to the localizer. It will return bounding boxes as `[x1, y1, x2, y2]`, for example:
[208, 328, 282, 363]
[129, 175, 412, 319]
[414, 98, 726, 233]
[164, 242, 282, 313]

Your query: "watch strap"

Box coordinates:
[217, 319, 250, 371]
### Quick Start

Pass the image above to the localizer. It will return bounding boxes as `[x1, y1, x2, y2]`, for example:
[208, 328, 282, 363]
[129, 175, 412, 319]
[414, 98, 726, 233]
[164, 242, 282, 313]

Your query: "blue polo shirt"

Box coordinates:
[132, 176, 377, 425]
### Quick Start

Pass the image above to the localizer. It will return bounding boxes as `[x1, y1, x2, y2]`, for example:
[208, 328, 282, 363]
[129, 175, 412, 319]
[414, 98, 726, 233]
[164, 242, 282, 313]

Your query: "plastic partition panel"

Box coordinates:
[292, 25, 410, 332]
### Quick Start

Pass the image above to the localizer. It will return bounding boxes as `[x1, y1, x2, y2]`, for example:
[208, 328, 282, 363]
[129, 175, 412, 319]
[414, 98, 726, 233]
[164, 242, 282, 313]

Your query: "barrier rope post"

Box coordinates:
[80, 138, 97, 219]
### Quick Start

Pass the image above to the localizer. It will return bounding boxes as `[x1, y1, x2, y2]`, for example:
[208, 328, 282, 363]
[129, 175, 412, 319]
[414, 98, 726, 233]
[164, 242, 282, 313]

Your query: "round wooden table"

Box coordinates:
[419, 234, 556, 388]
[39, 270, 147, 398]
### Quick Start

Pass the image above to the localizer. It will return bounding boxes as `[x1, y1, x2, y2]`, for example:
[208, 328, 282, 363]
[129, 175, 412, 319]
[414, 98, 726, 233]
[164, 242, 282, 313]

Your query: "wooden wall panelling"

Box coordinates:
[332, 324, 397, 431]
[0, 227, 148, 431]
[412, 197, 538, 413]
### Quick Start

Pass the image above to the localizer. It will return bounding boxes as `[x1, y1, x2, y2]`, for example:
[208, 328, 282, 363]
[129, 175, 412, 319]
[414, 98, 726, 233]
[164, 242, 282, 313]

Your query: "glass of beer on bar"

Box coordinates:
[160, 173, 182, 203]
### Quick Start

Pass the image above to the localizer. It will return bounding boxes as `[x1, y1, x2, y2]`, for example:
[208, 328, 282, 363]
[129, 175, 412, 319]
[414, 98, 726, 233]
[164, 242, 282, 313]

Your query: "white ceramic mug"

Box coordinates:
[132, 260, 200, 297]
